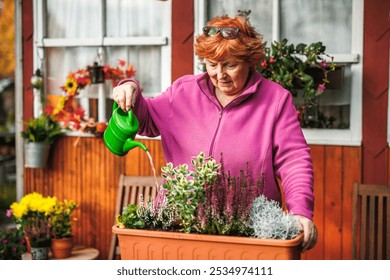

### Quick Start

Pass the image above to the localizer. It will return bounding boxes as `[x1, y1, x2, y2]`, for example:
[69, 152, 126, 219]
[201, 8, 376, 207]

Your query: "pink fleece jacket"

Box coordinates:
[120, 71, 314, 219]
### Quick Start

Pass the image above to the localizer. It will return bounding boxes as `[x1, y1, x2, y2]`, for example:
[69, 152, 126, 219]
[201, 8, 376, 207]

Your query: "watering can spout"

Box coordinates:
[123, 138, 148, 153]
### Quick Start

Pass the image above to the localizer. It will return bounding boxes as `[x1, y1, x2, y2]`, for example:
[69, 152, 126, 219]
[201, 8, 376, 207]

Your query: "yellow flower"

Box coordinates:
[20, 192, 42, 209]
[10, 202, 28, 219]
[64, 76, 78, 94]
[115, 214, 125, 229]
[16, 192, 57, 215]
[41, 196, 57, 215]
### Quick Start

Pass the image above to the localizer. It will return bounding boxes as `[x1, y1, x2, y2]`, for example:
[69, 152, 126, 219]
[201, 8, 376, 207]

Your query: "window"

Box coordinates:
[195, 0, 363, 145]
[33, 0, 171, 130]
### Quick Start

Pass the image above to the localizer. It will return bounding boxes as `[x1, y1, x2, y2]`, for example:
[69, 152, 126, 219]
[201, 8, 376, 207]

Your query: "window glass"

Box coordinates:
[294, 65, 352, 129]
[46, 0, 102, 38]
[46, 47, 96, 94]
[280, 0, 352, 53]
[105, 46, 161, 93]
[106, 0, 165, 37]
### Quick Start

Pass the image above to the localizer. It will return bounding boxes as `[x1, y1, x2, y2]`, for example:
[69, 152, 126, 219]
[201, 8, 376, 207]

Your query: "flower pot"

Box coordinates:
[50, 237, 74, 259]
[112, 226, 303, 260]
[24, 142, 51, 168]
[30, 246, 49, 260]
[25, 236, 31, 253]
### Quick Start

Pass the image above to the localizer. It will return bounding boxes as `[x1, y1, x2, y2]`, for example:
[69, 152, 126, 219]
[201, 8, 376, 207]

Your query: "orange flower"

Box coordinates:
[126, 65, 136, 78]
[95, 122, 108, 133]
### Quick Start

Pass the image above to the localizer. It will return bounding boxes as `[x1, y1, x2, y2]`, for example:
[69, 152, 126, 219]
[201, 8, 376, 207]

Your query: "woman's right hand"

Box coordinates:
[112, 82, 138, 112]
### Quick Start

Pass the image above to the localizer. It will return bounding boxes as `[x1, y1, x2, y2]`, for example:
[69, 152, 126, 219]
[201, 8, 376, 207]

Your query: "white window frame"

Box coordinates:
[32, 0, 171, 127]
[194, 0, 363, 146]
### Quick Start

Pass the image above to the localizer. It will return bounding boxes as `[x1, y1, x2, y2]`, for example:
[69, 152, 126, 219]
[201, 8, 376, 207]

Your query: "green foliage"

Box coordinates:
[118, 199, 179, 231]
[161, 152, 220, 232]
[117, 152, 221, 233]
[0, 226, 26, 260]
[257, 39, 335, 106]
[119, 204, 145, 229]
[51, 199, 78, 239]
[137, 200, 180, 231]
[20, 113, 64, 144]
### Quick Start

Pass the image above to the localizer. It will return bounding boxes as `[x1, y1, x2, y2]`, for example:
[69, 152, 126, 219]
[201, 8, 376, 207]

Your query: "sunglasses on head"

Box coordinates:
[202, 26, 240, 39]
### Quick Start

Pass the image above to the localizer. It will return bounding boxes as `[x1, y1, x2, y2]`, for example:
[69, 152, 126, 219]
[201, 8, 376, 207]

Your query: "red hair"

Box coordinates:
[194, 15, 265, 67]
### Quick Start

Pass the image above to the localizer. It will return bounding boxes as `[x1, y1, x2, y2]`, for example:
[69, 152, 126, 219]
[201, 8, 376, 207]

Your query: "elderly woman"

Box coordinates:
[113, 15, 317, 252]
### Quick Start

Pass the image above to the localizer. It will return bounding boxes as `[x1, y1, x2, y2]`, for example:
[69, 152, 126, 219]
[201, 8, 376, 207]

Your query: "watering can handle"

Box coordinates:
[112, 101, 134, 113]
[112, 101, 118, 112]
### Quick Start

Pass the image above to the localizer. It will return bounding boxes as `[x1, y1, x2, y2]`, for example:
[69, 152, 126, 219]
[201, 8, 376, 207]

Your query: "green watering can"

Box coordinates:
[103, 102, 148, 156]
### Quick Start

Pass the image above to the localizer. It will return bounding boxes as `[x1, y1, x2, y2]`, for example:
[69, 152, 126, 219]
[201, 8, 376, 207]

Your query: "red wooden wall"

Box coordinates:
[21, 0, 34, 122]
[362, 0, 390, 184]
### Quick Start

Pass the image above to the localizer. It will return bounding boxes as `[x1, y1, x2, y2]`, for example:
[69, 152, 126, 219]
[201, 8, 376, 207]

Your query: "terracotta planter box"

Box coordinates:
[112, 225, 303, 260]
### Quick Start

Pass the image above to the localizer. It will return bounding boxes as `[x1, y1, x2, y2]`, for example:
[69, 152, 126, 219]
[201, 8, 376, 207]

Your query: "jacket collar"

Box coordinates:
[197, 70, 264, 106]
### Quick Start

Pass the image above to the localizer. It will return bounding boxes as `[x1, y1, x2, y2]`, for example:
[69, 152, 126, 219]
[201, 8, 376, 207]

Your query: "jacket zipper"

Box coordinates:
[208, 110, 223, 157]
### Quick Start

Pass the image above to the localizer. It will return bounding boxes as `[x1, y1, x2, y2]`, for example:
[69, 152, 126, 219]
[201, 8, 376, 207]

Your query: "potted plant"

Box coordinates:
[50, 199, 78, 259]
[113, 152, 303, 260]
[0, 226, 27, 260]
[257, 38, 342, 128]
[9, 192, 57, 259]
[21, 112, 63, 168]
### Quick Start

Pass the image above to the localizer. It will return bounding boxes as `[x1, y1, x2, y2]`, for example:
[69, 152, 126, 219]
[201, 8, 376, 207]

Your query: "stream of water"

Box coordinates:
[146, 150, 160, 192]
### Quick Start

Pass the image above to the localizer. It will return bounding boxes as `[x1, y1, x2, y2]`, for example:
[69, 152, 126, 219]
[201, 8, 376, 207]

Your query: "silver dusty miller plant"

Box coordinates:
[249, 195, 300, 240]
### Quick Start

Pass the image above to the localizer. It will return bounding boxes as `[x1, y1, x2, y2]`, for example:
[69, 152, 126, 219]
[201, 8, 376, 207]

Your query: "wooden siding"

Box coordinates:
[24, 138, 361, 259]
[302, 145, 362, 260]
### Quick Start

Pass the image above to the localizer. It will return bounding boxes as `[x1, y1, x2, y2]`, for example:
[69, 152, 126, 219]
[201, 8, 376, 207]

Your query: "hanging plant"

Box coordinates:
[257, 39, 339, 128]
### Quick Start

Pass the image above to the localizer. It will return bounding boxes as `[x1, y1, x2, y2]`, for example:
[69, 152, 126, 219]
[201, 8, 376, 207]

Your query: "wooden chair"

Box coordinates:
[352, 183, 390, 259]
[108, 174, 161, 260]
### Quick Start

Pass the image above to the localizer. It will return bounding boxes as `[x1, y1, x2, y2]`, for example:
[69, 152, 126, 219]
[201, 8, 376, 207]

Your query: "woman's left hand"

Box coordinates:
[294, 215, 318, 253]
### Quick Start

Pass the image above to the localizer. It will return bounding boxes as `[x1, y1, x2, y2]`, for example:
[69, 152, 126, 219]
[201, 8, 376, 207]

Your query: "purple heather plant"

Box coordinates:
[23, 214, 52, 247]
[195, 158, 265, 236]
